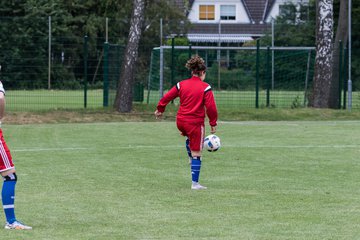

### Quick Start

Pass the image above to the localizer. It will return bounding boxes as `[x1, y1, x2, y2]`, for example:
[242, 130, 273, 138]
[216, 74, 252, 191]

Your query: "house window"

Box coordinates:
[199, 5, 215, 20]
[220, 5, 236, 20]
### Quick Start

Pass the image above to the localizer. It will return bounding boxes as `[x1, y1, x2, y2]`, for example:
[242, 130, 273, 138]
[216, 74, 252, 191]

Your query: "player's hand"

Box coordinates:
[210, 126, 216, 134]
[154, 110, 163, 119]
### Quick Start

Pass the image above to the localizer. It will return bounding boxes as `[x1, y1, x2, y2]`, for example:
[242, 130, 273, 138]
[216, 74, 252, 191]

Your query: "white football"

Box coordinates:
[203, 134, 221, 152]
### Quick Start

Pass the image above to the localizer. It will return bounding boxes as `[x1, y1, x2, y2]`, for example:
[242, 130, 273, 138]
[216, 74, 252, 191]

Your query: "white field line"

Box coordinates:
[234, 145, 360, 148]
[5, 120, 360, 129]
[12, 144, 360, 152]
[12, 145, 183, 152]
[220, 121, 360, 126]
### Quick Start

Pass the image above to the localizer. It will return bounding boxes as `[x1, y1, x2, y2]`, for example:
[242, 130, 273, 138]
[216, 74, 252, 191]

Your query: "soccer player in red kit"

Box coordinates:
[155, 55, 218, 190]
[0, 81, 32, 230]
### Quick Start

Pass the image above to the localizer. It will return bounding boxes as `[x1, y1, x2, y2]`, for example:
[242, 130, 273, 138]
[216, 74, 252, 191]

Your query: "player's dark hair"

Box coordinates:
[185, 55, 206, 75]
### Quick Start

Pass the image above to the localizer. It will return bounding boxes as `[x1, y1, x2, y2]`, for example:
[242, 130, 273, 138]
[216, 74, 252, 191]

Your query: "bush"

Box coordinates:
[205, 67, 255, 90]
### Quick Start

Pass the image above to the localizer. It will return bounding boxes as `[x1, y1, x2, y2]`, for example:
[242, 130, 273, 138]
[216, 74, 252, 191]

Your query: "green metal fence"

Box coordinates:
[1, 38, 355, 111]
[145, 41, 358, 109]
[0, 15, 358, 111]
[0, 16, 148, 111]
[146, 44, 315, 108]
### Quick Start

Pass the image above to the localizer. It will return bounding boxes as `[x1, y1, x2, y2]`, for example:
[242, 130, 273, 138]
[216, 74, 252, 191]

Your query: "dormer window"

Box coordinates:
[199, 5, 215, 20]
[220, 5, 236, 20]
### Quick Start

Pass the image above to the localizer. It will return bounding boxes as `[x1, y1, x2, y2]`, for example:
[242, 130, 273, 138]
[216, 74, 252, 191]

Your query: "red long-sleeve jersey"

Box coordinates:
[157, 76, 218, 126]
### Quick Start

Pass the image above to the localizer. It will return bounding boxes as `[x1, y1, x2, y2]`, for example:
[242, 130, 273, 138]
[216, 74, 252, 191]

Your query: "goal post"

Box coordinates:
[147, 44, 318, 109]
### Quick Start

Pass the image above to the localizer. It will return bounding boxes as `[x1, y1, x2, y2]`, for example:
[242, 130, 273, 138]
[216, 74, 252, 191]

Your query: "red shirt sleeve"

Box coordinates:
[204, 89, 218, 126]
[156, 86, 179, 113]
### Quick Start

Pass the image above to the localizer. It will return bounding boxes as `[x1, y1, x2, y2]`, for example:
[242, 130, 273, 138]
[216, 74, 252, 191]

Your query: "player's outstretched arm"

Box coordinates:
[155, 85, 179, 119]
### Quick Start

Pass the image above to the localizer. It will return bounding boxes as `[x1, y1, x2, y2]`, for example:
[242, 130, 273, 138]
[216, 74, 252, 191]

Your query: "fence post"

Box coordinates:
[147, 50, 154, 104]
[83, 35, 88, 109]
[159, 46, 164, 98]
[255, 40, 260, 108]
[103, 42, 109, 107]
[170, 38, 175, 104]
[48, 16, 51, 90]
[171, 38, 175, 86]
[188, 43, 192, 59]
[343, 47, 348, 109]
[338, 41, 343, 109]
[188, 44, 192, 77]
[266, 46, 271, 107]
[303, 50, 311, 107]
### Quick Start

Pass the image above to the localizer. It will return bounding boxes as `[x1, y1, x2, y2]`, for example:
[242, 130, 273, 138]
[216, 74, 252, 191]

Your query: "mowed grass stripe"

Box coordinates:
[0, 121, 359, 239]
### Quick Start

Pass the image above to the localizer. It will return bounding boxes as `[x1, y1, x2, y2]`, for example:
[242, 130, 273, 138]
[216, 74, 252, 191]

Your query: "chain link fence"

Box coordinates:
[0, 16, 359, 110]
[0, 16, 151, 111]
[146, 44, 358, 109]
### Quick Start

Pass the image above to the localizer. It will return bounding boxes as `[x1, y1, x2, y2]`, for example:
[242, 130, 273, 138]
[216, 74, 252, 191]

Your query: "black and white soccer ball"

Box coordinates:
[203, 134, 221, 152]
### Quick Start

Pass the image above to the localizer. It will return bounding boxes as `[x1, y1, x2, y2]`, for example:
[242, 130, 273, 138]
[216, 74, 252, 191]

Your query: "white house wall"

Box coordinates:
[188, 0, 250, 24]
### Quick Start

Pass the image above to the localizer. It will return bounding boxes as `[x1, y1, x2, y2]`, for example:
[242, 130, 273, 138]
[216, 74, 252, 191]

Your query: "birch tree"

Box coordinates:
[309, 0, 334, 108]
[114, 0, 145, 112]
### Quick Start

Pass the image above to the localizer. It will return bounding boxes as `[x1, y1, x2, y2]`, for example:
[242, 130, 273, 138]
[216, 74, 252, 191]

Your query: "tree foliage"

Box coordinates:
[0, 0, 186, 90]
[261, 1, 316, 47]
[261, 0, 360, 108]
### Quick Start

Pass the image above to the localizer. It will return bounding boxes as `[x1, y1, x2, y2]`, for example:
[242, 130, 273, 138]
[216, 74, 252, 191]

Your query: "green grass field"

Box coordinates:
[1, 120, 360, 239]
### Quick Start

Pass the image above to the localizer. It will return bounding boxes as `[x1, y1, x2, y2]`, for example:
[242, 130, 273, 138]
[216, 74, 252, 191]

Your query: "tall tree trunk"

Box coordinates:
[114, 0, 145, 112]
[329, 0, 348, 108]
[309, 0, 334, 108]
